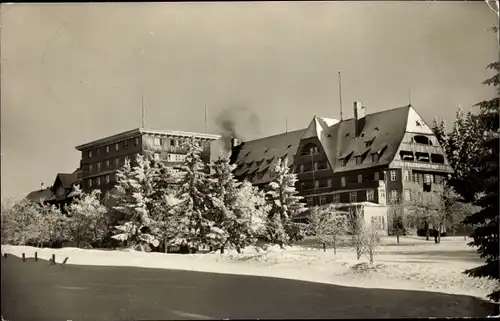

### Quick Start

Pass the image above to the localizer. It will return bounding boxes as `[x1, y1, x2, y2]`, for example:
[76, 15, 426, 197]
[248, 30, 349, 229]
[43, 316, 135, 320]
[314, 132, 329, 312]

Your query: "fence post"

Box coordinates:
[62, 257, 69, 264]
[35, 252, 38, 261]
[51, 254, 56, 265]
[22, 253, 25, 262]
[3, 253, 6, 258]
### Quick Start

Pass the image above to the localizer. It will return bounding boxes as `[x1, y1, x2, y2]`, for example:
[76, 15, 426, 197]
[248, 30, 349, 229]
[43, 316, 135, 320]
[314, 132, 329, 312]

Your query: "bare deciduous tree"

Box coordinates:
[308, 205, 347, 254]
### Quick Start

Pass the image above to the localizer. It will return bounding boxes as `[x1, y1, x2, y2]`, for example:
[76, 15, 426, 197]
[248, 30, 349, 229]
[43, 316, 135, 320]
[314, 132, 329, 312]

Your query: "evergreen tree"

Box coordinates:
[209, 155, 239, 253]
[111, 154, 162, 251]
[232, 180, 270, 252]
[439, 108, 484, 202]
[463, 59, 499, 302]
[175, 136, 215, 252]
[266, 158, 307, 249]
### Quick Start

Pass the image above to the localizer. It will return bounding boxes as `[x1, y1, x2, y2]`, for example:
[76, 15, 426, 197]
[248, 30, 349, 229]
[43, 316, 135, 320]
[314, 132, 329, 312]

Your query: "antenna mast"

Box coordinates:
[204, 101, 208, 133]
[285, 115, 288, 133]
[338, 71, 344, 121]
[408, 88, 412, 106]
[141, 91, 145, 128]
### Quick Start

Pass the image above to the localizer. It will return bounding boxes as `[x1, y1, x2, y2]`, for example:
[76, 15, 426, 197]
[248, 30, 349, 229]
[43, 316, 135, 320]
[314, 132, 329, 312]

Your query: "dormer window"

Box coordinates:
[415, 120, 422, 126]
[372, 153, 379, 163]
[340, 159, 347, 166]
[355, 156, 362, 165]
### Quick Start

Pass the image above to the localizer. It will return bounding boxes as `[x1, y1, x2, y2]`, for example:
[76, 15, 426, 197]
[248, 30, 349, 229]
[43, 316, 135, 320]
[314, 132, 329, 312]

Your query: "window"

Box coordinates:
[96, 177, 100, 186]
[57, 187, 65, 197]
[106, 146, 110, 153]
[314, 180, 319, 189]
[135, 137, 140, 145]
[366, 189, 375, 201]
[89, 164, 93, 171]
[314, 162, 319, 171]
[374, 172, 380, 181]
[404, 189, 411, 201]
[372, 153, 379, 163]
[88, 150, 92, 158]
[350, 192, 357, 203]
[106, 160, 110, 168]
[357, 174, 363, 183]
[154, 153, 160, 161]
[97, 162, 101, 171]
[341, 176, 346, 187]
[356, 156, 362, 165]
[327, 179, 332, 188]
[154, 137, 162, 146]
[430, 174, 435, 183]
[319, 195, 327, 205]
[340, 159, 347, 166]
[175, 154, 186, 162]
[424, 174, 432, 183]
[390, 170, 397, 181]
[88, 179, 92, 188]
[380, 190, 386, 199]
[115, 143, 119, 151]
[299, 164, 304, 173]
[115, 158, 119, 167]
[403, 170, 410, 181]
[105, 175, 110, 184]
[391, 190, 399, 202]
[306, 197, 313, 207]
[333, 194, 340, 203]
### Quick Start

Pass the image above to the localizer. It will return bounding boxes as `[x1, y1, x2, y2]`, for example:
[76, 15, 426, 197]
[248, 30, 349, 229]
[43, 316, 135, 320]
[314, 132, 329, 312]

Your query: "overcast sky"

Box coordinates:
[1, 2, 498, 200]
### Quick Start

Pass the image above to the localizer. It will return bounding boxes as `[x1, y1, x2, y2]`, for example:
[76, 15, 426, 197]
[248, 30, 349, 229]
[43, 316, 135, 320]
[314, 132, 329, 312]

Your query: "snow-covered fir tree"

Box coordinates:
[209, 155, 239, 253]
[66, 185, 109, 248]
[111, 154, 162, 251]
[175, 136, 216, 251]
[266, 157, 307, 249]
[232, 180, 270, 252]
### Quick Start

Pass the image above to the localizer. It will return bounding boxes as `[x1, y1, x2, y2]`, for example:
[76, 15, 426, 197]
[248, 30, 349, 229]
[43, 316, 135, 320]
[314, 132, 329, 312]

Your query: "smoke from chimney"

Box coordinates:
[215, 106, 261, 152]
[41, 183, 45, 190]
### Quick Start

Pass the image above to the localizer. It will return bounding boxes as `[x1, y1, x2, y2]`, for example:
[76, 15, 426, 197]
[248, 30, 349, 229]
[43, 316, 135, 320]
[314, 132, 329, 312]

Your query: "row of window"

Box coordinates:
[88, 138, 140, 158]
[88, 174, 112, 188]
[340, 153, 380, 167]
[87, 152, 188, 172]
[305, 188, 378, 206]
[153, 137, 210, 150]
[297, 161, 330, 173]
[304, 188, 431, 207]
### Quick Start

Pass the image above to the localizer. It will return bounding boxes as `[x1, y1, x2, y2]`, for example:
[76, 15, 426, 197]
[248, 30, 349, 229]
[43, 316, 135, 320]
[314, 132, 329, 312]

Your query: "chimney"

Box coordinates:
[41, 183, 45, 190]
[230, 137, 241, 150]
[353, 101, 366, 137]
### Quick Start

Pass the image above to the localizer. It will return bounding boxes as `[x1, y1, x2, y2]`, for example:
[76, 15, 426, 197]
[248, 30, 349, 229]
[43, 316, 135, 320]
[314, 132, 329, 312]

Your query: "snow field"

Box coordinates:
[2, 236, 497, 302]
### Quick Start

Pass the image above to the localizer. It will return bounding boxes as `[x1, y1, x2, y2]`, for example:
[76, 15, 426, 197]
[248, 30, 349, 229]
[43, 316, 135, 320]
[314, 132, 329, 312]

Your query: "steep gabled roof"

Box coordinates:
[52, 172, 79, 192]
[232, 129, 306, 184]
[25, 188, 53, 204]
[325, 105, 411, 172]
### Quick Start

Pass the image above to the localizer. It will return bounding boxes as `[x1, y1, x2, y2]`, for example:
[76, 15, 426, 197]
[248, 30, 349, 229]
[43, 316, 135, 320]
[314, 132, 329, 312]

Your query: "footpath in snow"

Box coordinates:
[1, 237, 497, 302]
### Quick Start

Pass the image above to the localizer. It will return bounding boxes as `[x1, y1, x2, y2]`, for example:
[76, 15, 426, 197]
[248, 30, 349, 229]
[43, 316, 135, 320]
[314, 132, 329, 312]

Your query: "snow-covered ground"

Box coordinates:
[2, 236, 497, 302]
